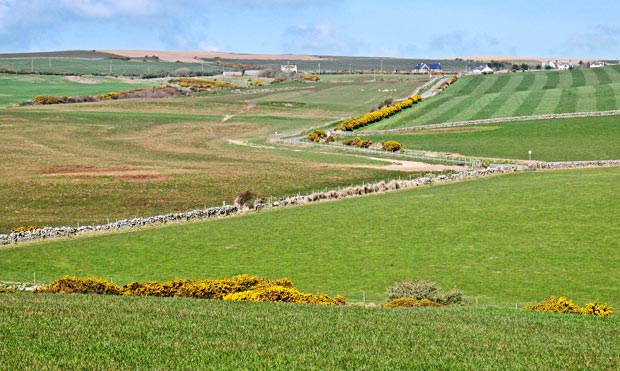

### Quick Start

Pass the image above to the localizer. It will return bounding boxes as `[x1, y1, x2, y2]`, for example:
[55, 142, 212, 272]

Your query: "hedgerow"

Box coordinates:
[334, 94, 421, 131]
[34, 275, 347, 306]
[524, 296, 612, 317]
[26, 87, 180, 106]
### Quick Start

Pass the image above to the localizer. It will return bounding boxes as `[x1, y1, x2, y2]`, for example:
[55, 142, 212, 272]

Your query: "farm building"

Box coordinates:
[413, 63, 429, 73]
[428, 63, 442, 72]
[281, 64, 298, 73]
[414, 63, 442, 73]
[590, 61, 605, 68]
[223, 71, 242, 77]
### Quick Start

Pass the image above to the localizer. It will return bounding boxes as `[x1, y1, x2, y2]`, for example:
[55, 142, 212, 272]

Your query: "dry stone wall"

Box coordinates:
[0, 167, 515, 246]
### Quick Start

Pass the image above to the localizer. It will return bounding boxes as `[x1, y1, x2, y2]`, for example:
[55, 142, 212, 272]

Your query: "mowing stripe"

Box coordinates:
[595, 84, 616, 111]
[570, 69, 586, 88]
[514, 72, 535, 92]
[493, 90, 529, 118]
[500, 73, 524, 94]
[431, 95, 483, 123]
[557, 70, 573, 89]
[574, 85, 597, 113]
[469, 92, 513, 120]
[592, 67, 613, 85]
[452, 76, 483, 95]
[554, 88, 577, 114]
[482, 74, 512, 94]
[513, 89, 545, 116]
[543, 71, 560, 89]
[583, 69, 599, 87]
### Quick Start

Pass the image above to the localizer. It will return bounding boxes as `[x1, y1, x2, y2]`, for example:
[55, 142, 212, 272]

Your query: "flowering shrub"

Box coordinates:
[334, 95, 421, 131]
[382, 140, 403, 152]
[384, 298, 440, 308]
[169, 78, 238, 92]
[307, 130, 327, 142]
[524, 296, 613, 316]
[34, 276, 121, 295]
[303, 75, 320, 82]
[35, 275, 346, 306]
[12, 225, 41, 233]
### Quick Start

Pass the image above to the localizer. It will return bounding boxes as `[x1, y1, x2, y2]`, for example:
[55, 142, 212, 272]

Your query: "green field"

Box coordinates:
[2, 168, 618, 307]
[1, 293, 618, 371]
[0, 57, 221, 76]
[365, 66, 620, 130]
[0, 74, 160, 106]
[0, 75, 427, 232]
[364, 115, 620, 161]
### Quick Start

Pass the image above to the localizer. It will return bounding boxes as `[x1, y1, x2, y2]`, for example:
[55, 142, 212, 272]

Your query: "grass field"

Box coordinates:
[0, 75, 427, 232]
[0, 57, 221, 76]
[0, 74, 159, 106]
[365, 66, 620, 130]
[1, 293, 618, 371]
[364, 115, 620, 161]
[2, 168, 618, 307]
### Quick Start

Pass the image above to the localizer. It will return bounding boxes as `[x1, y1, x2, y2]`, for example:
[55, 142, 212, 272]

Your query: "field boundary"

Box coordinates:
[0, 167, 513, 246]
[358, 109, 620, 135]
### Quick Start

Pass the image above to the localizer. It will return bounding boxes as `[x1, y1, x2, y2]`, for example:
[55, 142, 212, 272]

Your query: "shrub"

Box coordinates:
[12, 225, 41, 233]
[324, 135, 337, 143]
[524, 296, 613, 317]
[382, 140, 402, 152]
[582, 301, 613, 317]
[342, 137, 363, 147]
[384, 298, 440, 308]
[302, 75, 320, 82]
[35, 276, 121, 295]
[251, 80, 263, 87]
[35, 275, 346, 306]
[334, 95, 421, 131]
[385, 278, 464, 306]
[307, 130, 327, 142]
[235, 190, 257, 208]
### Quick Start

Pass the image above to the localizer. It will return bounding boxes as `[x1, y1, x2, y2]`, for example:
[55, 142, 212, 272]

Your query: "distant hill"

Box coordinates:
[0, 50, 128, 59]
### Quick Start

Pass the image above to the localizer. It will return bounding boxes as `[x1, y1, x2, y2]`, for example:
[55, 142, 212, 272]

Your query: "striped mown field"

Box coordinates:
[366, 66, 620, 130]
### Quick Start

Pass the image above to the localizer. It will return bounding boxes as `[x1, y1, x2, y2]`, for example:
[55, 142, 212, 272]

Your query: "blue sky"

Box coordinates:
[1, 0, 619, 59]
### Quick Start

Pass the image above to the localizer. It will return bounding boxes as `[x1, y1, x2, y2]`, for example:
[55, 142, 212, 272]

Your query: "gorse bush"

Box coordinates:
[385, 278, 464, 307]
[307, 130, 327, 142]
[34, 275, 347, 306]
[382, 140, 403, 152]
[524, 296, 612, 317]
[384, 298, 441, 308]
[334, 95, 421, 131]
[12, 225, 41, 233]
[168, 78, 238, 92]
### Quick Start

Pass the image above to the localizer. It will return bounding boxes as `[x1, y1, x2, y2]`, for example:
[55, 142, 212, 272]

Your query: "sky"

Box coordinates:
[1, 0, 619, 59]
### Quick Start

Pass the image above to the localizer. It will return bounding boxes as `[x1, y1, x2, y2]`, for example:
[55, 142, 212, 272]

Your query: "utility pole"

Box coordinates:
[318, 62, 320, 74]
[31, 58, 34, 72]
[380, 59, 383, 73]
[109, 61, 112, 74]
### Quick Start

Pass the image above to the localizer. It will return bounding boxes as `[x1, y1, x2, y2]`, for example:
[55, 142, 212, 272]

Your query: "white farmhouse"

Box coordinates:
[472, 65, 494, 75]
[590, 61, 605, 68]
[281, 64, 298, 73]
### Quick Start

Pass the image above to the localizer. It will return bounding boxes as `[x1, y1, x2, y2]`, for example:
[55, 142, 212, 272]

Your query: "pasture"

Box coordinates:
[364, 115, 620, 161]
[1, 293, 618, 371]
[365, 66, 620, 130]
[0, 74, 158, 106]
[2, 168, 618, 307]
[0, 75, 428, 232]
[0, 57, 221, 76]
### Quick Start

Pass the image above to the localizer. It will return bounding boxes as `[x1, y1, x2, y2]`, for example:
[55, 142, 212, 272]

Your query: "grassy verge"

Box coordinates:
[1, 292, 618, 371]
[2, 168, 618, 307]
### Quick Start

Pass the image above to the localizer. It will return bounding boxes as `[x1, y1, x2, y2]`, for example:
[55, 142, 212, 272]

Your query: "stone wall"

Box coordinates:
[0, 167, 514, 246]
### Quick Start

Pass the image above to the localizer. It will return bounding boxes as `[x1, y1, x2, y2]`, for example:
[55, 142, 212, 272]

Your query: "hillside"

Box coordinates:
[364, 65, 620, 130]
